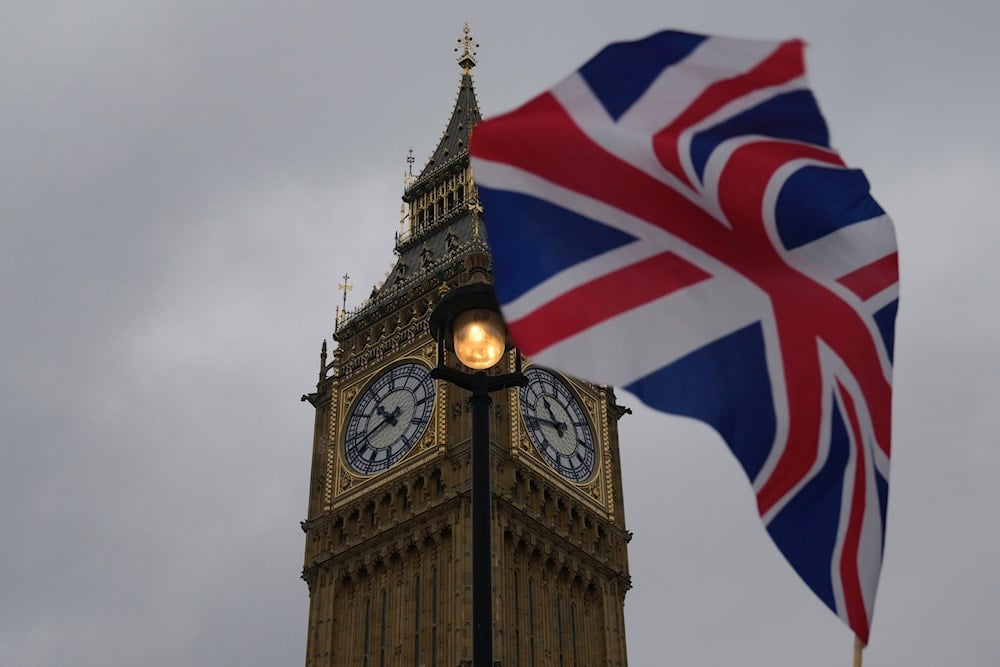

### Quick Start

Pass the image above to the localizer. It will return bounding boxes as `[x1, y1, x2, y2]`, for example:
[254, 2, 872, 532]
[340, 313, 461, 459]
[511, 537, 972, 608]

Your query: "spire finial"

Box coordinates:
[455, 23, 478, 73]
[403, 147, 415, 191]
[336, 272, 353, 332]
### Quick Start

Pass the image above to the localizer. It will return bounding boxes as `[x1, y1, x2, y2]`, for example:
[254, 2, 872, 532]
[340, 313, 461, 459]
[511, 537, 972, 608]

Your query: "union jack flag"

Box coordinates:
[470, 30, 898, 643]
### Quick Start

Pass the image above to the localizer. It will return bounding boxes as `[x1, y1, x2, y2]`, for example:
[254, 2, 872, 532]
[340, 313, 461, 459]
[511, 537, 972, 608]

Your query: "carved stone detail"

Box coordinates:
[302, 55, 630, 667]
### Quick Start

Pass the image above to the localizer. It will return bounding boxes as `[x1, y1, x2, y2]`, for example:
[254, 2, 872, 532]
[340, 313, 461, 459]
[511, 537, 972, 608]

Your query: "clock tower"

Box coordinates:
[301, 27, 632, 666]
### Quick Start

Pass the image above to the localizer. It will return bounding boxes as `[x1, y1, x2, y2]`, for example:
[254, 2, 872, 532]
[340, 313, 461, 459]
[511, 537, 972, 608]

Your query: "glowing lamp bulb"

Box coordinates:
[452, 308, 505, 370]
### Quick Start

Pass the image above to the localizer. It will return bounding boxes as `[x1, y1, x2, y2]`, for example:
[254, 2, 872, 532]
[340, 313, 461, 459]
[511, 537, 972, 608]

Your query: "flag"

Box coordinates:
[470, 30, 898, 644]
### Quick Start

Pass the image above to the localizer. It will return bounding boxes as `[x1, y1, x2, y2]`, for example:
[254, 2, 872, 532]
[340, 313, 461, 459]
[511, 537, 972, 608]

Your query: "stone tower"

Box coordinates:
[301, 27, 632, 667]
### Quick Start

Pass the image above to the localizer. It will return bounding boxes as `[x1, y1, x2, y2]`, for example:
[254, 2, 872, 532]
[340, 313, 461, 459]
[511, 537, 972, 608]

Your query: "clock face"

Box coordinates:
[344, 362, 436, 475]
[519, 367, 596, 483]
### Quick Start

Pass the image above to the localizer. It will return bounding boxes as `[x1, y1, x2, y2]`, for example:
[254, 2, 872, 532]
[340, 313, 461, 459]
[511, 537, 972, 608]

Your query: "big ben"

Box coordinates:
[301, 28, 632, 666]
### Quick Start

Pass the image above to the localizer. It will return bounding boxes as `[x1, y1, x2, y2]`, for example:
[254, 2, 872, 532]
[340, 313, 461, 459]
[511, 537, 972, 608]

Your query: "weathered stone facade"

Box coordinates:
[301, 28, 631, 666]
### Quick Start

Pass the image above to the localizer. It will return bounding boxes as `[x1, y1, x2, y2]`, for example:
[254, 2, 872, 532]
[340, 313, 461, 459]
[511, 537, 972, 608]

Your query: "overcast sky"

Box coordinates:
[2, 2, 998, 666]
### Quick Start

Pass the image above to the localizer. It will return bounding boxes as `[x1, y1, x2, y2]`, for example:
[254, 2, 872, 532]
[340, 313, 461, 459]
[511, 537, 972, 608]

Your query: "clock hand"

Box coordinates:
[540, 398, 568, 436]
[375, 404, 401, 426]
[369, 405, 402, 435]
[367, 418, 390, 436]
[529, 414, 568, 437]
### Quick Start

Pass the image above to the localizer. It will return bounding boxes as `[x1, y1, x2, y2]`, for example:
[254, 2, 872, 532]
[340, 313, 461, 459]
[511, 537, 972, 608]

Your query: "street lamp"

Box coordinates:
[429, 282, 526, 667]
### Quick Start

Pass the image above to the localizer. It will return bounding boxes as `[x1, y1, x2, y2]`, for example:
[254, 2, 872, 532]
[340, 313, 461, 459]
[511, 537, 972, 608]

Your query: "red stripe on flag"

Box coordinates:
[835, 381, 872, 644]
[471, 92, 721, 240]
[719, 139, 892, 519]
[652, 39, 806, 187]
[837, 252, 899, 301]
[508, 251, 711, 355]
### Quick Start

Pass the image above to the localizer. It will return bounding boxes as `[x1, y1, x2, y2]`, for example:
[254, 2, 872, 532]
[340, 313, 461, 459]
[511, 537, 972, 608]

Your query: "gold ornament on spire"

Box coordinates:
[455, 23, 478, 73]
[335, 272, 353, 332]
[403, 147, 415, 189]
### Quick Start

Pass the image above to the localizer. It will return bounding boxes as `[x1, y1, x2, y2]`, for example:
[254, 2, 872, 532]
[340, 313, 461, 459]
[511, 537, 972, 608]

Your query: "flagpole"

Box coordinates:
[853, 637, 864, 666]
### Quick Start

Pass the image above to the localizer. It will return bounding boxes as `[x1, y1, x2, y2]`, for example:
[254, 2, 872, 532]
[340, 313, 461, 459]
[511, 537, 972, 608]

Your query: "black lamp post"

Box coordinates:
[429, 282, 526, 667]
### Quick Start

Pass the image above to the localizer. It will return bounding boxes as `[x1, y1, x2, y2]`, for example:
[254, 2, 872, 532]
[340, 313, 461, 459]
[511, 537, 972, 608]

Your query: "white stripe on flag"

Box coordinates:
[472, 157, 680, 320]
[527, 273, 769, 387]
[550, 73, 704, 208]
[786, 213, 897, 283]
[616, 35, 782, 135]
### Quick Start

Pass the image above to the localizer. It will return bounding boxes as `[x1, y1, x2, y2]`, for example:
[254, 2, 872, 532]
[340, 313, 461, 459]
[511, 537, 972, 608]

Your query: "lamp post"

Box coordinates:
[429, 282, 526, 667]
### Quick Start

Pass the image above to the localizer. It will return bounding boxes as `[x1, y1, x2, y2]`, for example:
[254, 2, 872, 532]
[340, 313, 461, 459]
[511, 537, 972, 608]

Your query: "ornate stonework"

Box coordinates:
[302, 29, 631, 667]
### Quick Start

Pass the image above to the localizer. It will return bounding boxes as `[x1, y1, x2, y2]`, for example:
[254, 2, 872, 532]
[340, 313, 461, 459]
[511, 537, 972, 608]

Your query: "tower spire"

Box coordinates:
[354, 26, 490, 326]
[409, 26, 482, 189]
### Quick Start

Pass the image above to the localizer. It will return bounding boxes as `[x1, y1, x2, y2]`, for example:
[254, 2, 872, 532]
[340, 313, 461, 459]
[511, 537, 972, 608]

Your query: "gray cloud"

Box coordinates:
[2, 2, 997, 666]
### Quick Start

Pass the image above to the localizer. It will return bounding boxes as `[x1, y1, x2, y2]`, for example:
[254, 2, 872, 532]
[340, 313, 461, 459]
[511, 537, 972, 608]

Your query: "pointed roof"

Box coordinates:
[409, 72, 481, 189]
[333, 27, 492, 340]
[406, 25, 482, 196]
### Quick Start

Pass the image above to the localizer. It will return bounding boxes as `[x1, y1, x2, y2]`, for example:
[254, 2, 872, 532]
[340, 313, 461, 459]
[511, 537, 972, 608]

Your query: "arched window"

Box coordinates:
[363, 597, 372, 667]
[528, 578, 536, 667]
[556, 597, 565, 667]
[431, 567, 439, 666]
[513, 570, 521, 667]
[413, 576, 421, 666]
[379, 590, 388, 667]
